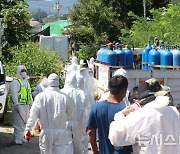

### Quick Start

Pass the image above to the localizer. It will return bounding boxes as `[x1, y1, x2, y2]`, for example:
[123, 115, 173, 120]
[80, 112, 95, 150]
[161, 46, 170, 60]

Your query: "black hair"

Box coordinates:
[108, 75, 128, 95]
[128, 86, 138, 104]
[166, 92, 174, 106]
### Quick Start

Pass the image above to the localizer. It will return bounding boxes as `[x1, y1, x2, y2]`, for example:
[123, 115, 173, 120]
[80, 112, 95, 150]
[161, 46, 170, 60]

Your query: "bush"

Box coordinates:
[3, 41, 64, 88]
[3, 41, 65, 111]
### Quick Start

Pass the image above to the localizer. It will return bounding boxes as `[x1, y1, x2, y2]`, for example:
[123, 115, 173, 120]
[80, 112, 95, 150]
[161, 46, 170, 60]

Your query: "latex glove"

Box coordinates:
[25, 131, 31, 142]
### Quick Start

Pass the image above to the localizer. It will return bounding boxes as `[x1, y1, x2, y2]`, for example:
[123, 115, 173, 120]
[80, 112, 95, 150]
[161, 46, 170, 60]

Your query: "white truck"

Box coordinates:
[0, 61, 13, 122]
[93, 62, 180, 107]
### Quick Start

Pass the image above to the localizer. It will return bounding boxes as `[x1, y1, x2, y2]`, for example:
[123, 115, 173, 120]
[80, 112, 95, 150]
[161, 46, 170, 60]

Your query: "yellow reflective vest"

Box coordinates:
[16, 78, 32, 104]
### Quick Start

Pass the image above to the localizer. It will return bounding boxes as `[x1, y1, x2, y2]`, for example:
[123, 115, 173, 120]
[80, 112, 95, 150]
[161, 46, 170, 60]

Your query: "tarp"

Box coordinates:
[42, 20, 70, 36]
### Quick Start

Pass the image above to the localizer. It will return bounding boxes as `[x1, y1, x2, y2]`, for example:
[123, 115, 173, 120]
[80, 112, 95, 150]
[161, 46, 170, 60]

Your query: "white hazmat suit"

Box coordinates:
[109, 96, 180, 154]
[76, 74, 93, 154]
[62, 72, 88, 154]
[80, 67, 96, 105]
[66, 56, 79, 76]
[88, 57, 94, 76]
[10, 65, 32, 145]
[25, 73, 74, 154]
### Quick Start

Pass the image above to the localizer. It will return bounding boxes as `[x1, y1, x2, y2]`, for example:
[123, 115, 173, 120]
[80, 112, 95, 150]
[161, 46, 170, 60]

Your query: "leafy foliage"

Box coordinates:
[65, 0, 170, 59]
[121, 3, 180, 47]
[0, 0, 31, 58]
[3, 41, 63, 88]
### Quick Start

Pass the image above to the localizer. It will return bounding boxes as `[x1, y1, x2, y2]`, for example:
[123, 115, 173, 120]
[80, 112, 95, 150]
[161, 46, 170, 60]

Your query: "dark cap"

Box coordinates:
[137, 78, 171, 105]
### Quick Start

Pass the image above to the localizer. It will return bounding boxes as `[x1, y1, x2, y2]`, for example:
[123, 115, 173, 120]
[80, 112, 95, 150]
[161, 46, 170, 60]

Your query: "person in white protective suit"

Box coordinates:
[109, 79, 180, 154]
[10, 65, 33, 145]
[80, 65, 96, 104]
[61, 72, 89, 154]
[32, 77, 48, 99]
[66, 56, 79, 76]
[88, 57, 94, 76]
[76, 74, 94, 154]
[25, 73, 74, 154]
[99, 68, 130, 106]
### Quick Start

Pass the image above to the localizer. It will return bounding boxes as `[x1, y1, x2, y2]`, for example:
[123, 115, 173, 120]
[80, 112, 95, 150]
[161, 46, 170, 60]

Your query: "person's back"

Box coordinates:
[89, 100, 131, 153]
[109, 80, 180, 154]
[61, 72, 87, 154]
[87, 75, 132, 154]
[37, 87, 68, 129]
[26, 73, 74, 154]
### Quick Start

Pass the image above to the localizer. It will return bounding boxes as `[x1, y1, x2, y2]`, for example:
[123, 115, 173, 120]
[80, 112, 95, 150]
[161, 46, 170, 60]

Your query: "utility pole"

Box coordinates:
[143, 0, 146, 19]
[54, 0, 60, 20]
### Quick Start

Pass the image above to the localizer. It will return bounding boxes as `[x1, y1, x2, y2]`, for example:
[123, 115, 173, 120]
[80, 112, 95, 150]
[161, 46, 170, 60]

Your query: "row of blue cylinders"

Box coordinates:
[96, 45, 134, 68]
[142, 44, 180, 70]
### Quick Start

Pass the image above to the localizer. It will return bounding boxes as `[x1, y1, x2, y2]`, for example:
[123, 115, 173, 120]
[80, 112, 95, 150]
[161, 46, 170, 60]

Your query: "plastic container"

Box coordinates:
[142, 42, 152, 70]
[124, 45, 134, 69]
[148, 48, 160, 70]
[114, 45, 126, 66]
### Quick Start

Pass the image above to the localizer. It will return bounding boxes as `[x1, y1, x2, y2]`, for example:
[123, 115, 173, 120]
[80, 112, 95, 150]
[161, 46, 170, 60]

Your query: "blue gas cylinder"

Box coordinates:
[101, 45, 108, 63]
[105, 48, 117, 66]
[97, 45, 106, 62]
[142, 42, 152, 70]
[124, 45, 134, 69]
[171, 46, 180, 68]
[148, 48, 160, 70]
[114, 45, 126, 66]
[160, 46, 173, 70]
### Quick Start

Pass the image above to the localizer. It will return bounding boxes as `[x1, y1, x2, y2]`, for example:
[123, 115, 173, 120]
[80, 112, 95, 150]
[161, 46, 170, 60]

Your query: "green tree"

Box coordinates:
[65, 0, 170, 59]
[3, 41, 63, 88]
[121, 3, 180, 47]
[0, 0, 31, 59]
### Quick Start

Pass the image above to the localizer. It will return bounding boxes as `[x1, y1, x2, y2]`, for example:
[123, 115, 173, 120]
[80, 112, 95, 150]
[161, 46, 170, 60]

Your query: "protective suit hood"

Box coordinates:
[48, 73, 59, 87]
[76, 74, 84, 90]
[89, 57, 94, 64]
[71, 56, 77, 64]
[17, 65, 28, 80]
[64, 73, 77, 88]
[41, 77, 48, 87]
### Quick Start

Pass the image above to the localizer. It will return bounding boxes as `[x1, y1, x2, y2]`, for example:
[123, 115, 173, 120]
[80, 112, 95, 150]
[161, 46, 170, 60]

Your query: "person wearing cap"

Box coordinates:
[10, 65, 33, 145]
[109, 78, 180, 154]
[99, 68, 130, 106]
[25, 73, 74, 154]
[87, 75, 132, 154]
